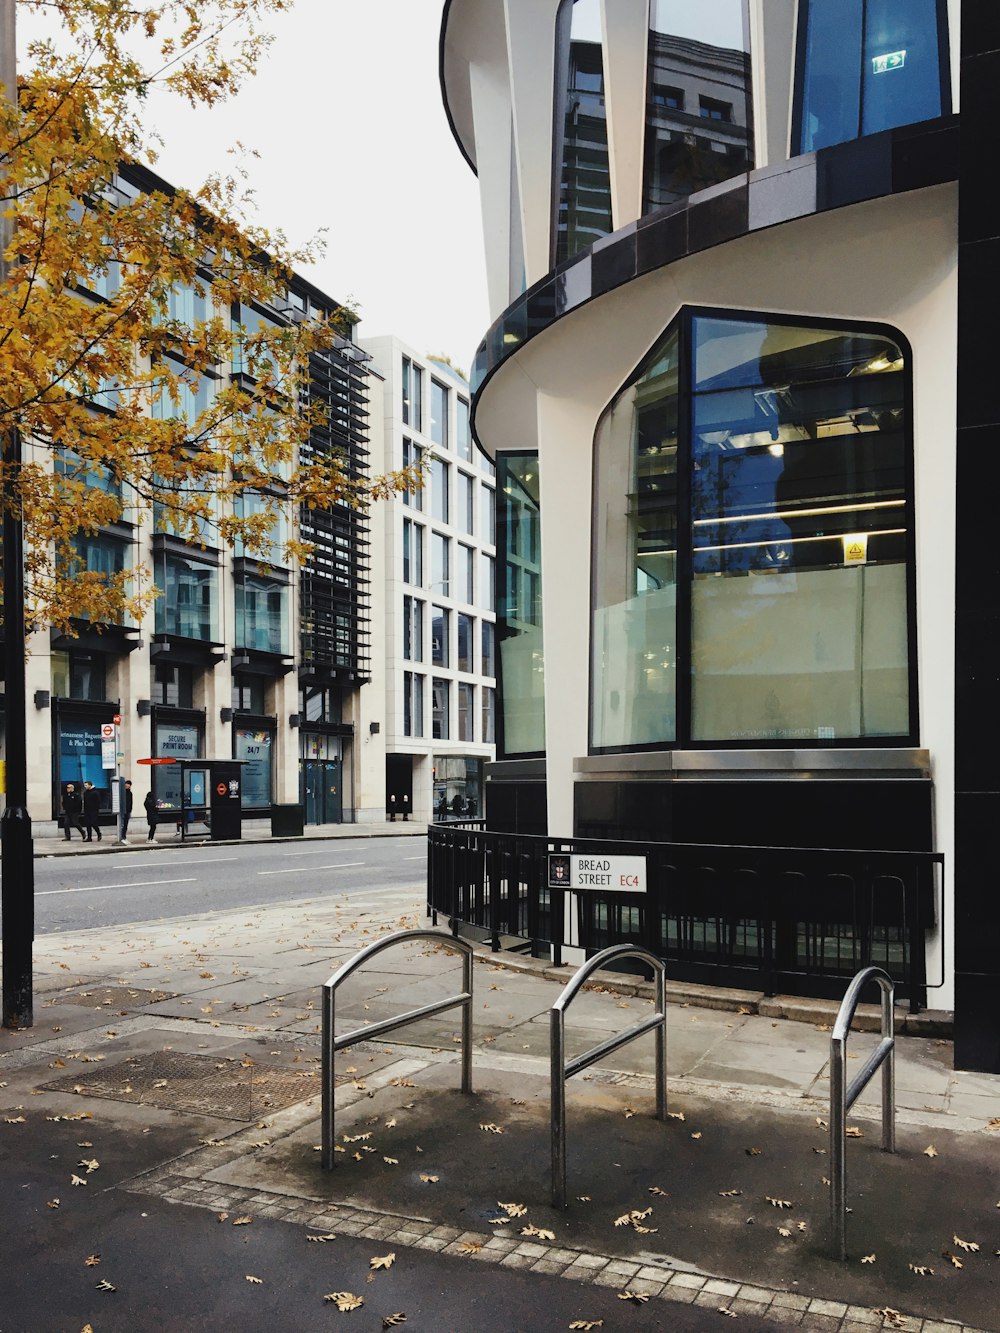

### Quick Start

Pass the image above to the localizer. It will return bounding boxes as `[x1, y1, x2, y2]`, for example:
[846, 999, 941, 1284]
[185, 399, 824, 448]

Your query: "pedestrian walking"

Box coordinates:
[144, 791, 158, 842]
[82, 780, 102, 842]
[120, 780, 134, 842]
[61, 783, 86, 841]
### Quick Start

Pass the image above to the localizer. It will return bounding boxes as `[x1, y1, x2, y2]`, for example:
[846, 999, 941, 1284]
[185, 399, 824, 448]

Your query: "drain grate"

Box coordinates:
[39, 1050, 320, 1121]
[59, 986, 174, 1010]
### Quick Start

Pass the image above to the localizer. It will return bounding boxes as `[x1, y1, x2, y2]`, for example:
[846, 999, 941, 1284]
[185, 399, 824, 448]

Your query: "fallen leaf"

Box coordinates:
[954, 1235, 980, 1253]
[232, 1216, 253, 1226]
[217, 1213, 229, 1223]
[383, 1157, 399, 1166]
[719, 1310, 737, 1319]
[648, 1186, 668, 1197]
[497, 1202, 527, 1218]
[576, 1195, 592, 1202]
[923, 1145, 938, 1158]
[307, 1233, 336, 1242]
[745, 1147, 763, 1156]
[71, 1175, 87, 1187]
[667, 1111, 685, 1122]
[95, 1279, 116, 1292]
[382, 1316, 407, 1329]
[370, 1253, 395, 1271]
[419, 1174, 439, 1184]
[79, 1158, 100, 1174]
[718, 1189, 742, 1198]
[845, 1126, 864, 1138]
[908, 1263, 934, 1276]
[617, 1291, 649, 1304]
[797, 1222, 807, 1233]
[861, 1254, 876, 1264]
[457, 1241, 482, 1254]
[246, 1275, 263, 1284]
[390, 1078, 416, 1088]
[385, 1117, 397, 1129]
[568, 1322, 603, 1330]
[815, 1118, 828, 1129]
[324, 1292, 364, 1310]
[84, 1255, 101, 1267]
[47, 1199, 60, 1209]
[778, 1227, 792, 1237]
[766, 1197, 793, 1209]
[623, 1107, 635, 1119]
[479, 1123, 504, 1134]
[4, 1116, 26, 1125]
[521, 1224, 556, 1241]
[943, 1251, 963, 1269]
[691, 1132, 702, 1140]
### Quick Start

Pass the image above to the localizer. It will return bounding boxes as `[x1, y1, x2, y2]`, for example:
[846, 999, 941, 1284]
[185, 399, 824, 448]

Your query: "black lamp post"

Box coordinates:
[1, 0, 34, 1030]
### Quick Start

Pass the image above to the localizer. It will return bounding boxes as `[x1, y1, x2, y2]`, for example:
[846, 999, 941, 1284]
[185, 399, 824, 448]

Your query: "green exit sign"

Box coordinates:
[872, 50, 906, 74]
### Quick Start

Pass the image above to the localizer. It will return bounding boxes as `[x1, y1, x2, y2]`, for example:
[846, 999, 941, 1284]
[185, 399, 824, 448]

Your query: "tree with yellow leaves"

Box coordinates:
[1, 0, 408, 631]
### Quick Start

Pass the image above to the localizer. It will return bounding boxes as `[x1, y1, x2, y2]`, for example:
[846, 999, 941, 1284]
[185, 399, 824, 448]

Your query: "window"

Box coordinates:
[233, 490, 288, 565]
[591, 308, 914, 750]
[482, 621, 495, 679]
[482, 687, 496, 744]
[431, 456, 450, 523]
[403, 518, 424, 586]
[457, 544, 475, 604]
[642, 0, 752, 215]
[235, 574, 289, 654]
[402, 357, 423, 430]
[154, 550, 219, 641]
[431, 606, 450, 667]
[432, 677, 450, 740]
[553, 0, 613, 264]
[236, 728, 273, 808]
[232, 675, 267, 713]
[51, 651, 107, 702]
[496, 455, 544, 755]
[430, 379, 449, 449]
[481, 485, 496, 546]
[302, 686, 343, 724]
[432, 533, 450, 595]
[403, 671, 424, 737]
[402, 438, 423, 510]
[457, 398, 472, 462]
[459, 472, 475, 535]
[152, 360, 216, 429]
[458, 683, 475, 741]
[457, 613, 474, 673]
[232, 303, 284, 381]
[794, 0, 947, 153]
[403, 595, 424, 661]
[480, 552, 495, 612]
[153, 663, 195, 708]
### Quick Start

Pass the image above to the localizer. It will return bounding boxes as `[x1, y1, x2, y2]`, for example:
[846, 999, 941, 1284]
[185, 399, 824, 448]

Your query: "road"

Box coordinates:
[29, 836, 427, 933]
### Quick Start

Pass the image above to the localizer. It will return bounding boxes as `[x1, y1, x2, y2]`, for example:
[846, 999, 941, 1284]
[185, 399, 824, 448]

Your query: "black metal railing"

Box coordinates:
[427, 827, 943, 1009]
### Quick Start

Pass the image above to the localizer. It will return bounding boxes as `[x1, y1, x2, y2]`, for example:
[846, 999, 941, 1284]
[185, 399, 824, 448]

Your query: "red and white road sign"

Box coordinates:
[101, 723, 116, 740]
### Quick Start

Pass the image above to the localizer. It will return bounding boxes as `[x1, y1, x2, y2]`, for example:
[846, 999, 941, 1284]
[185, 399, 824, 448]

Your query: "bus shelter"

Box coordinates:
[140, 758, 246, 842]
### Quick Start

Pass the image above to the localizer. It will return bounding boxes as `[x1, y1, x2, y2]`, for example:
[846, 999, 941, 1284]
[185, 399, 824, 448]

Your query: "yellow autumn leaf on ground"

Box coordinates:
[861, 1254, 876, 1264]
[369, 1253, 395, 1271]
[497, 1202, 527, 1217]
[382, 1316, 407, 1329]
[479, 1123, 504, 1134]
[84, 1255, 101, 1267]
[324, 1292, 364, 1310]
[457, 1241, 483, 1255]
[617, 1291, 649, 1303]
[520, 1225, 556, 1241]
[954, 1235, 980, 1252]
[232, 1216, 253, 1226]
[245, 1275, 263, 1284]
[569, 1322, 604, 1330]
[71, 1175, 87, 1187]
[419, 1174, 439, 1183]
[923, 1145, 939, 1158]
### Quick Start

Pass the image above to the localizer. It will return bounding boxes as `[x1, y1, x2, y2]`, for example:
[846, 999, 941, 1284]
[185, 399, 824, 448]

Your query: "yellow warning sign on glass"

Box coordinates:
[843, 534, 868, 565]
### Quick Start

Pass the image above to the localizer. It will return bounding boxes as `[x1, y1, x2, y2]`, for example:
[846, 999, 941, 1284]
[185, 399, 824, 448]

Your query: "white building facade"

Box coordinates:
[362, 337, 497, 824]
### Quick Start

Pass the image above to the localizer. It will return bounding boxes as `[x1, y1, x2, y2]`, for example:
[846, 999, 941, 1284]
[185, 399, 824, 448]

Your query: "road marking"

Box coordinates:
[257, 863, 365, 876]
[98, 858, 238, 869]
[38, 878, 198, 896]
[404, 855, 425, 861]
[281, 849, 348, 857]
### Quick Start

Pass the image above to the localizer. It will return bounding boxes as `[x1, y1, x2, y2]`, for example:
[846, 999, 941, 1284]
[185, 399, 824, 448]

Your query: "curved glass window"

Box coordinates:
[643, 0, 753, 215]
[592, 310, 914, 749]
[794, 0, 948, 153]
[553, 0, 612, 265]
[497, 454, 545, 756]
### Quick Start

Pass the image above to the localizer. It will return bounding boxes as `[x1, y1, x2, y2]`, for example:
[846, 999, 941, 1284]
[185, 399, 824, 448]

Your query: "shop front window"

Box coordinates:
[591, 308, 914, 750]
[154, 721, 202, 810]
[794, 0, 948, 153]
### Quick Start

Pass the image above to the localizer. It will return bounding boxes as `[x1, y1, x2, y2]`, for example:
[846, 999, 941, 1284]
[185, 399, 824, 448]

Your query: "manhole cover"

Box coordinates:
[39, 1050, 320, 1120]
[60, 986, 174, 1010]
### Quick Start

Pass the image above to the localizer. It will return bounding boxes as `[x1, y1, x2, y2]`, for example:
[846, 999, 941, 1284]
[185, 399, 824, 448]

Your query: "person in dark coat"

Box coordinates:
[62, 783, 85, 841]
[144, 791, 157, 842]
[120, 780, 134, 842]
[82, 780, 102, 841]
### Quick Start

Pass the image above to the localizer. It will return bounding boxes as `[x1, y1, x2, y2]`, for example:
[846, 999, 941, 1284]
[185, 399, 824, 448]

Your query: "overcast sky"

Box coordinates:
[24, 0, 490, 373]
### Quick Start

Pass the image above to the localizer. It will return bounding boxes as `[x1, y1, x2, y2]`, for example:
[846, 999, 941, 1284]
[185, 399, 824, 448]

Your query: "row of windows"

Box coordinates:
[402, 518, 496, 610]
[403, 674, 496, 744]
[402, 442, 496, 540]
[402, 595, 496, 677]
[551, 0, 947, 264]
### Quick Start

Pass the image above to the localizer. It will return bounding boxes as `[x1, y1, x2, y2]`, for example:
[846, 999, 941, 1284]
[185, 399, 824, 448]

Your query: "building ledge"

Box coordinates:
[574, 748, 931, 781]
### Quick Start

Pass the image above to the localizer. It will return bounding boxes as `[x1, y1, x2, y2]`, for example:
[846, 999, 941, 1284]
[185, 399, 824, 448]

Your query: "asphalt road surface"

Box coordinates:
[29, 836, 427, 934]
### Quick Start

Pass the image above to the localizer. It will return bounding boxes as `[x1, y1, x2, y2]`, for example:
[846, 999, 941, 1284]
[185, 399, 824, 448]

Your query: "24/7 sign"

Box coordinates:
[548, 854, 646, 893]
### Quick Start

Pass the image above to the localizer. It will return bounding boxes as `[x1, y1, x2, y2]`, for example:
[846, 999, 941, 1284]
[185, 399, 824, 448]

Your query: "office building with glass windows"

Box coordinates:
[362, 336, 497, 823]
[2, 161, 375, 832]
[439, 1, 1000, 1068]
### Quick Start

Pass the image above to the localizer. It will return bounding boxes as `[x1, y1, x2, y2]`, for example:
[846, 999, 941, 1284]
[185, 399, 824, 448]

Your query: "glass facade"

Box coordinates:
[482, 621, 495, 678]
[403, 518, 423, 586]
[403, 594, 424, 662]
[480, 484, 496, 544]
[554, 0, 613, 265]
[457, 612, 473, 673]
[235, 573, 289, 654]
[497, 454, 544, 755]
[456, 398, 472, 462]
[458, 682, 475, 742]
[431, 532, 450, 595]
[457, 543, 474, 604]
[154, 721, 202, 810]
[402, 438, 422, 510]
[431, 606, 450, 668]
[404, 671, 424, 737]
[154, 549, 219, 641]
[233, 491, 287, 564]
[642, 0, 753, 215]
[459, 472, 475, 535]
[795, 0, 946, 152]
[432, 677, 450, 740]
[52, 652, 107, 702]
[591, 309, 913, 750]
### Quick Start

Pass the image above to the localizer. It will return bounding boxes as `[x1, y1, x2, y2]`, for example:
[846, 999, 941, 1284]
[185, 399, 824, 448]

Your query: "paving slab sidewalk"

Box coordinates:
[1, 888, 997, 1333]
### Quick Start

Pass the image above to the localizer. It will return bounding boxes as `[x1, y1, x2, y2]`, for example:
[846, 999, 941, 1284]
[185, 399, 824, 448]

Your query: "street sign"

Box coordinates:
[548, 854, 647, 893]
[101, 722, 116, 740]
[101, 739, 117, 770]
[112, 713, 121, 726]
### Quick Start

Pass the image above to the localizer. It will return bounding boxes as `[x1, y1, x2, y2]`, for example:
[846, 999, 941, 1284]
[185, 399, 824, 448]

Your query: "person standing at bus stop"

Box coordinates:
[82, 780, 102, 842]
[144, 790, 157, 842]
[120, 780, 134, 843]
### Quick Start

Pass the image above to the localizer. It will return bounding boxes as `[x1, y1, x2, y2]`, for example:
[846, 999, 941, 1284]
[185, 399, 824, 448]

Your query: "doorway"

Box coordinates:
[301, 758, 343, 825]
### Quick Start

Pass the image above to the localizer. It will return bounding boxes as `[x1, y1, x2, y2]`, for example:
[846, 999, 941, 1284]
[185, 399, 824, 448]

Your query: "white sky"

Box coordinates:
[21, 0, 489, 373]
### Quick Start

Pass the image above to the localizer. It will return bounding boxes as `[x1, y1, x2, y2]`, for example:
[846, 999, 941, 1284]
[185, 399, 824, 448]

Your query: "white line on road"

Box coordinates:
[37, 878, 198, 896]
[404, 855, 425, 861]
[257, 863, 365, 875]
[97, 858, 238, 869]
[281, 849, 349, 857]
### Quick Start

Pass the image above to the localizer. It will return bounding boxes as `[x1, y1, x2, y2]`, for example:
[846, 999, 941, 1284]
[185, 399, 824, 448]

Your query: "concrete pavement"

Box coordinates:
[1, 878, 997, 1332]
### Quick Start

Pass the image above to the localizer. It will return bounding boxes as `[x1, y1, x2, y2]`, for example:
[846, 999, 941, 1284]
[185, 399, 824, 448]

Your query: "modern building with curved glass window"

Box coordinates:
[437, 0, 999, 1069]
